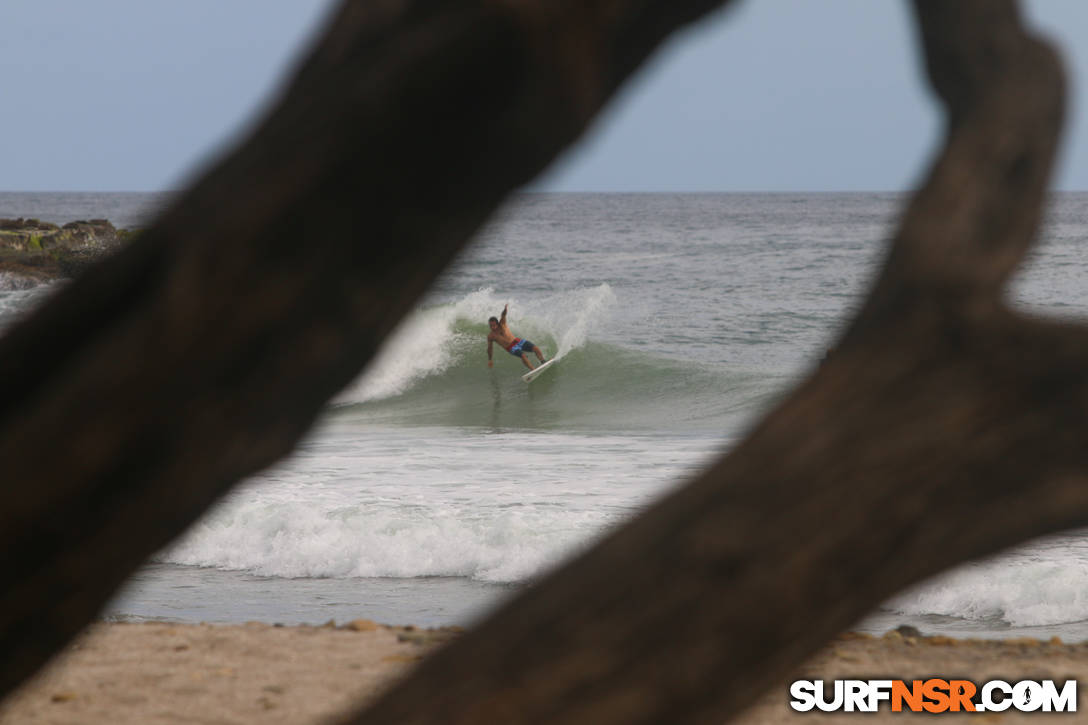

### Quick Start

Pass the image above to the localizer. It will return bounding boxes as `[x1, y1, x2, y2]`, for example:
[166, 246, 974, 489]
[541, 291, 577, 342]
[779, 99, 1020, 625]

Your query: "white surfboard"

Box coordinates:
[522, 358, 557, 383]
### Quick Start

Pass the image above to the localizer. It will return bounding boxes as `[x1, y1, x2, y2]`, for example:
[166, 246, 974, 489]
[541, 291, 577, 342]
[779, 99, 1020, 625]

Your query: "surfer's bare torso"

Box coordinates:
[486, 304, 546, 371]
[487, 319, 516, 349]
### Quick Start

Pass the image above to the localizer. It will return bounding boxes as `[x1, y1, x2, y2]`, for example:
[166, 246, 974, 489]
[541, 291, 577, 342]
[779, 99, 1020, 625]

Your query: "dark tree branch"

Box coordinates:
[0, 0, 1072, 724]
[341, 1, 1072, 723]
[0, 0, 741, 699]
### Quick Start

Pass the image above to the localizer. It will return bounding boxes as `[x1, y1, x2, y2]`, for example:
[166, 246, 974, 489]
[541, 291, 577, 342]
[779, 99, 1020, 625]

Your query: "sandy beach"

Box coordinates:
[0, 620, 455, 725]
[1, 623, 1085, 724]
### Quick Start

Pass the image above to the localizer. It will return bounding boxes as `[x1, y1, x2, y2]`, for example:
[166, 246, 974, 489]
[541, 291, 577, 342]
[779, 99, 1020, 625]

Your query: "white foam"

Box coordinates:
[887, 537, 1088, 627]
[0, 278, 58, 330]
[158, 429, 721, 585]
[160, 483, 613, 583]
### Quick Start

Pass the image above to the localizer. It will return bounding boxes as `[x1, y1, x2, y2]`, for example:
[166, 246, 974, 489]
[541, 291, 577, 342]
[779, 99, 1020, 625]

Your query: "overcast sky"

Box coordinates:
[3, 1, 1086, 192]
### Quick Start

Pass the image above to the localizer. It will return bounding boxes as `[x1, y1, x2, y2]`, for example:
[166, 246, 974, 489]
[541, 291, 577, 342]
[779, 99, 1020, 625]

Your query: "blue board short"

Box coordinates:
[507, 338, 534, 357]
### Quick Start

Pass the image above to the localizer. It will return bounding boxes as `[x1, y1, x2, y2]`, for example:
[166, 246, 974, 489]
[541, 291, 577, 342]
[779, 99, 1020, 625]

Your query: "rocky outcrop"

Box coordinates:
[0, 218, 134, 282]
[0, 218, 58, 253]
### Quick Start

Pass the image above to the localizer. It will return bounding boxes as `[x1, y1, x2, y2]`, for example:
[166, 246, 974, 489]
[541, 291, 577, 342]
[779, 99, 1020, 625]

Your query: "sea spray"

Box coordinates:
[529, 283, 617, 359]
[335, 285, 617, 404]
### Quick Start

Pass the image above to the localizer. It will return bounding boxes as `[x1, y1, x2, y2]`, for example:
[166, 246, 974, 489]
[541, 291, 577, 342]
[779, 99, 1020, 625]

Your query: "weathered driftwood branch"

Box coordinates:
[0, 0, 1071, 724]
[343, 1, 1070, 723]
[0, 0, 742, 699]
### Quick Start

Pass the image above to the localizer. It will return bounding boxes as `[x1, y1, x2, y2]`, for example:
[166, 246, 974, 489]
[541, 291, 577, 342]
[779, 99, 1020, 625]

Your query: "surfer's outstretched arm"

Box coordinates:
[500, 303, 508, 326]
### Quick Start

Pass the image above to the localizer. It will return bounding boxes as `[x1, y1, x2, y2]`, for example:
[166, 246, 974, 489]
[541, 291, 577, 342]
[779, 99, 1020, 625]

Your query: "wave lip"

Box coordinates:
[338, 285, 617, 405]
[334, 284, 782, 433]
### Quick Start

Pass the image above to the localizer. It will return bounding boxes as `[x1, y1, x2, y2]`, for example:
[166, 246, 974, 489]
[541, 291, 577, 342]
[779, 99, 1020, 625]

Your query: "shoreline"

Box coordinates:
[2, 622, 1086, 724]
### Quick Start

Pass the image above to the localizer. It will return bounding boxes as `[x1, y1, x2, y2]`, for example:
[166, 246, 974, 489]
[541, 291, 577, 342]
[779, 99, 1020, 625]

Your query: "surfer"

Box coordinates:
[487, 304, 546, 371]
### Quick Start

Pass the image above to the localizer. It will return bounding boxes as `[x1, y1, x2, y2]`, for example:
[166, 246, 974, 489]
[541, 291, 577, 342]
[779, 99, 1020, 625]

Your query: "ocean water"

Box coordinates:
[4, 191, 1088, 640]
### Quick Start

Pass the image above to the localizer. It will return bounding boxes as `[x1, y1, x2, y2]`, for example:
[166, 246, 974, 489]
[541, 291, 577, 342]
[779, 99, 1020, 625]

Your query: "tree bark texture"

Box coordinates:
[0, 0, 1071, 724]
[0, 0, 740, 699]
[346, 1, 1070, 723]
